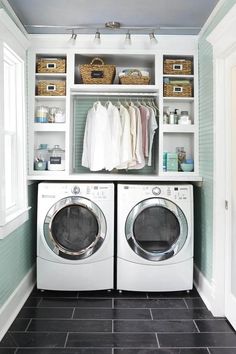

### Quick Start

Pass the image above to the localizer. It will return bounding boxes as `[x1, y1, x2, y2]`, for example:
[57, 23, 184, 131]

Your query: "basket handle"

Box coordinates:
[90, 57, 105, 65]
[126, 69, 142, 77]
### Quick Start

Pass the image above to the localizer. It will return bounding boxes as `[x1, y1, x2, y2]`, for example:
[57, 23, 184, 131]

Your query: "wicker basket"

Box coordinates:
[164, 59, 192, 75]
[36, 80, 66, 96]
[36, 58, 66, 73]
[119, 70, 150, 85]
[164, 82, 193, 97]
[80, 57, 116, 84]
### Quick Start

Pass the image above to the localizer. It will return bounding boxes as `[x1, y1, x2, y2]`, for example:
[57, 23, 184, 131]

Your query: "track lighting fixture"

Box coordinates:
[66, 23, 159, 47]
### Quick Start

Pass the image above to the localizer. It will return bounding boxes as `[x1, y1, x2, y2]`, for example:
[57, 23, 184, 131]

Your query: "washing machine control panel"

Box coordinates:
[152, 187, 161, 195]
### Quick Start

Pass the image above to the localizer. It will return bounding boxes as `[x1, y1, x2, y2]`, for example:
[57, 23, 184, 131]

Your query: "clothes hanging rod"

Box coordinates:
[71, 92, 158, 96]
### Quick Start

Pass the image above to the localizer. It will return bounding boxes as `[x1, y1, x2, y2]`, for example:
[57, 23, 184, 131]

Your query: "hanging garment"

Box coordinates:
[139, 104, 150, 158]
[147, 106, 158, 166]
[128, 104, 145, 170]
[116, 104, 132, 170]
[82, 101, 112, 171]
[105, 101, 122, 170]
[127, 104, 137, 168]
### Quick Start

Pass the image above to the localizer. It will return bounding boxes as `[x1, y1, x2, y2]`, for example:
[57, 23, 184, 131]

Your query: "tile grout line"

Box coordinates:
[150, 308, 153, 320]
[183, 298, 189, 309]
[71, 307, 76, 319]
[155, 332, 160, 348]
[207, 348, 211, 353]
[64, 331, 69, 348]
[24, 318, 33, 332]
[193, 319, 200, 333]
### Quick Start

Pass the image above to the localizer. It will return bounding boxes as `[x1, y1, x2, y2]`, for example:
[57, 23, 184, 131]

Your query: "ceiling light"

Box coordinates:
[124, 31, 132, 47]
[94, 30, 101, 45]
[149, 32, 158, 46]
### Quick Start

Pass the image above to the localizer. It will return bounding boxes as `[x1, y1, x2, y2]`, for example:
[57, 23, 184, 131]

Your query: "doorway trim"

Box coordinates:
[207, 3, 236, 316]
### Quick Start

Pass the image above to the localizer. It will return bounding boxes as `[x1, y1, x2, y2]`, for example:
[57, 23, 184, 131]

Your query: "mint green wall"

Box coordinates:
[196, 0, 236, 281]
[0, 183, 37, 307]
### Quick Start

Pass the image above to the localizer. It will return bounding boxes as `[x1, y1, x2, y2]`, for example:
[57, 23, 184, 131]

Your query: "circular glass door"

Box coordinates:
[125, 197, 188, 261]
[44, 196, 106, 260]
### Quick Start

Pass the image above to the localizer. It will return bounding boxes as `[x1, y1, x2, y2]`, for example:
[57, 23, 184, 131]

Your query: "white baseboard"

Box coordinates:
[0, 265, 36, 341]
[193, 264, 214, 313]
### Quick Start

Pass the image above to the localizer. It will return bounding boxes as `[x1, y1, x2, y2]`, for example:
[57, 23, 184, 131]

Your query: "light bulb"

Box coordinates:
[94, 30, 101, 46]
[124, 32, 132, 47]
[149, 32, 158, 47]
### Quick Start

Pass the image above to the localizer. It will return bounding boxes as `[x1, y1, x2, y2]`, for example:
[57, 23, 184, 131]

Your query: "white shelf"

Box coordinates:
[163, 97, 194, 101]
[35, 95, 66, 100]
[163, 74, 194, 78]
[36, 73, 67, 78]
[33, 123, 66, 132]
[27, 173, 202, 182]
[162, 125, 196, 133]
[70, 84, 159, 94]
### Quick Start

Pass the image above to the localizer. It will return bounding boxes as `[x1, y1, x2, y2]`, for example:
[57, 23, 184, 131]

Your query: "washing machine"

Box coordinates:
[117, 184, 193, 292]
[37, 182, 114, 291]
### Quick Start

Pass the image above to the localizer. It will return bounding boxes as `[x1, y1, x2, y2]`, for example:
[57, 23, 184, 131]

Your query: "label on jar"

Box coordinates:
[50, 156, 61, 164]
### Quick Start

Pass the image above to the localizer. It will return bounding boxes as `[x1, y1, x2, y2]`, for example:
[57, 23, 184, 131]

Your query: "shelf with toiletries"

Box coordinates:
[159, 54, 198, 176]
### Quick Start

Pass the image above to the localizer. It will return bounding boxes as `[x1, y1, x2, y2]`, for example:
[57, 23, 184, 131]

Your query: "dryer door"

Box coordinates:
[43, 196, 106, 260]
[125, 197, 188, 261]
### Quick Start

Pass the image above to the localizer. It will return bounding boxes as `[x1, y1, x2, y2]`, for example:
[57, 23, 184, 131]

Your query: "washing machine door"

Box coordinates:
[125, 197, 188, 261]
[43, 196, 106, 260]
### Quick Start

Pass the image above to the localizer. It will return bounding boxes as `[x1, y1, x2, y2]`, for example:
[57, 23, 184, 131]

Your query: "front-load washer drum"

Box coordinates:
[43, 196, 106, 260]
[125, 197, 188, 261]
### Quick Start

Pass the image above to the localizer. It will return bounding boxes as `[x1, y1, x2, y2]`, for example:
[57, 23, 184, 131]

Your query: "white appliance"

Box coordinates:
[37, 182, 114, 291]
[117, 184, 193, 292]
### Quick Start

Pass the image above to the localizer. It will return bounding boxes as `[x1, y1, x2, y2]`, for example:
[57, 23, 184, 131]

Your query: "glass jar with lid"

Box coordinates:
[35, 106, 49, 123]
[48, 145, 65, 171]
[34, 144, 49, 170]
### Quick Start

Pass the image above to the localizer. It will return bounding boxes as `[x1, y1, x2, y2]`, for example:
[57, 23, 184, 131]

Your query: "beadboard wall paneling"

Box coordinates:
[0, 183, 37, 307]
[196, 0, 236, 281]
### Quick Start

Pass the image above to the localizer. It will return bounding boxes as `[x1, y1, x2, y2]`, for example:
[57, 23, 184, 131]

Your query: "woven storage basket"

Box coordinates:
[36, 58, 66, 73]
[164, 59, 192, 75]
[119, 70, 150, 85]
[36, 80, 66, 96]
[164, 83, 193, 97]
[80, 57, 116, 84]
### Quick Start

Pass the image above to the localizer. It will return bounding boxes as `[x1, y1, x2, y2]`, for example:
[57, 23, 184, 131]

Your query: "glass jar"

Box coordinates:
[48, 107, 58, 123]
[48, 145, 65, 171]
[179, 110, 191, 125]
[54, 108, 65, 123]
[35, 106, 48, 123]
[34, 144, 49, 170]
[176, 147, 186, 171]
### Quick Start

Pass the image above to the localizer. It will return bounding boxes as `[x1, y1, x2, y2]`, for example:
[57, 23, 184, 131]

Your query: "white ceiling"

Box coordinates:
[6, 0, 219, 35]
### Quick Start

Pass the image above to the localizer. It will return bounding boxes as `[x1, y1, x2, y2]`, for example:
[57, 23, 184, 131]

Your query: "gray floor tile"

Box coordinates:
[209, 349, 236, 353]
[1, 332, 66, 348]
[151, 308, 214, 320]
[66, 333, 158, 348]
[196, 319, 234, 332]
[158, 332, 236, 347]
[114, 299, 187, 309]
[27, 319, 112, 332]
[114, 349, 209, 354]
[16, 349, 112, 354]
[9, 319, 31, 332]
[114, 319, 198, 332]
[185, 298, 207, 309]
[17, 307, 73, 319]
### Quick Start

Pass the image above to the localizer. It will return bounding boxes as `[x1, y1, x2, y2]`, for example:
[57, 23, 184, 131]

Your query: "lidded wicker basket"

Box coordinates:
[79, 57, 116, 84]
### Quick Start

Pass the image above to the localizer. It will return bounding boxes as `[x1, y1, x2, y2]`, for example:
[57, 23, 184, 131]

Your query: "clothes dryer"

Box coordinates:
[37, 182, 114, 291]
[117, 184, 193, 291]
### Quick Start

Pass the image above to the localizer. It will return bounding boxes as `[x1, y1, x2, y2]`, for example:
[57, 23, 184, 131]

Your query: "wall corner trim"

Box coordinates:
[194, 264, 214, 313]
[0, 264, 36, 341]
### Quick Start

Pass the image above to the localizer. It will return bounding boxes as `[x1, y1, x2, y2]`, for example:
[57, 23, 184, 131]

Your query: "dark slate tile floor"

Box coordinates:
[0, 287, 236, 353]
